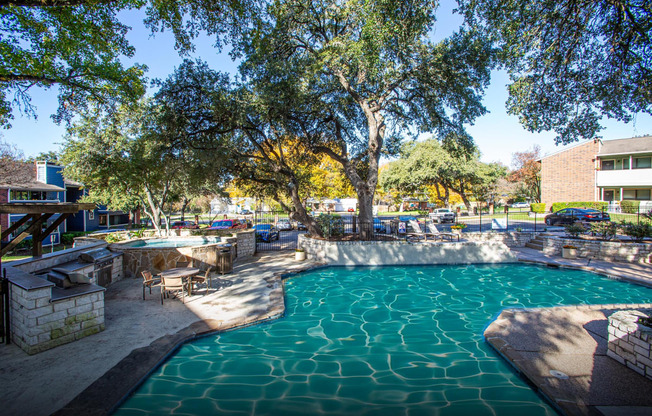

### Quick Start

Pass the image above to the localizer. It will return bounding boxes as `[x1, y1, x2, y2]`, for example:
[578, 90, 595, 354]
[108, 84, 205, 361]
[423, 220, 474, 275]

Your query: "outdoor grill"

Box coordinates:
[79, 248, 114, 287]
[46, 268, 91, 289]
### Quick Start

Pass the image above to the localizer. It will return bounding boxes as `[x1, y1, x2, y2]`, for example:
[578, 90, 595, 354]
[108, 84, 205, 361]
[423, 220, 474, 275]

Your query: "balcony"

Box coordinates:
[596, 168, 652, 187]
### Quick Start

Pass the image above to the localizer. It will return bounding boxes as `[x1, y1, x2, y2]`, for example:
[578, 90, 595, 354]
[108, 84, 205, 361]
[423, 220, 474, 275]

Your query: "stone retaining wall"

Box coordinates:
[541, 237, 652, 263]
[607, 310, 652, 380]
[298, 234, 516, 266]
[461, 231, 536, 247]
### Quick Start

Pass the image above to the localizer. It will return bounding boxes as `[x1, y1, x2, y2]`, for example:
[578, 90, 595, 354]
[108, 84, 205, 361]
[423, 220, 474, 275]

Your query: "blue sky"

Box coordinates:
[2, 1, 651, 167]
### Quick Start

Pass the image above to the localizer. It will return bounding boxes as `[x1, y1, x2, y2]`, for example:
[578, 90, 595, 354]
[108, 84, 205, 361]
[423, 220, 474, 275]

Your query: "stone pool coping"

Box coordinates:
[2, 247, 651, 415]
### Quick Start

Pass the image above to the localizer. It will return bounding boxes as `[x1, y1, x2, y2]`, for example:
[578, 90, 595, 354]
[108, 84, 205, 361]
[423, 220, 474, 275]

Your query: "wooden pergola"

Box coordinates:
[0, 203, 96, 257]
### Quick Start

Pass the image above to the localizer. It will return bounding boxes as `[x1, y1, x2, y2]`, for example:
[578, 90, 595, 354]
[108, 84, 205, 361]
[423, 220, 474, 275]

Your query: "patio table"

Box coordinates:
[160, 267, 200, 296]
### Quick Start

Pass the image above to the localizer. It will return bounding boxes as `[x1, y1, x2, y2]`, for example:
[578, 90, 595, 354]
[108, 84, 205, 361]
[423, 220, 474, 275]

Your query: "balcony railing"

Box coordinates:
[596, 168, 652, 187]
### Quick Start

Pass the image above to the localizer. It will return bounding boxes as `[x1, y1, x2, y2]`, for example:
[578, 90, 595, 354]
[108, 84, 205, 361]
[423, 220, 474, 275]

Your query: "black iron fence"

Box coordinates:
[250, 205, 651, 247]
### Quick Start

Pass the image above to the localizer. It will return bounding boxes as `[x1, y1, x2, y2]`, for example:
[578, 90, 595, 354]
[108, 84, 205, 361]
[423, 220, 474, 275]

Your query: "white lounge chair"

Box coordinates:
[427, 222, 459, 242]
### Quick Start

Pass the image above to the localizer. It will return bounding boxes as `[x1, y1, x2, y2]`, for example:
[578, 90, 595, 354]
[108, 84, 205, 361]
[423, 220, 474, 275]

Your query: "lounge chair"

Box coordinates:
[160, 275, 186, 304]
[406, 220, 439, 242]
[141, 270, 161, 300]
[427, 223, 460, 242]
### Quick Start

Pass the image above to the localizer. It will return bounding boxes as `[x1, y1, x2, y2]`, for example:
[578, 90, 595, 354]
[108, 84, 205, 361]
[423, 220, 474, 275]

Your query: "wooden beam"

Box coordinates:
[1, 214, 37, 241]
[0, 214, 52, 257]
[36, 213, 71, 243]
[0, 203, 96, 214]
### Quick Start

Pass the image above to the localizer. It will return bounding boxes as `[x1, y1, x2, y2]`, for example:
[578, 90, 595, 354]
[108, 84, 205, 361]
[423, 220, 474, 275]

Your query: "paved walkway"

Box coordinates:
[1, 247, 651, 416]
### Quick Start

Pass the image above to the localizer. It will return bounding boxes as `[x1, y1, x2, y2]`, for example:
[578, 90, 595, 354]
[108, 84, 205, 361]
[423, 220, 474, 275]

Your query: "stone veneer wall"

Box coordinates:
[7, 267, 105, 355]
[236, 230, 256, 257]
[541, 236, 651, 263]
[298, 234, 517, 266]
[112, 232, 255, 277]
[607, 310, 652, 381]
[460, 231, 536, 247]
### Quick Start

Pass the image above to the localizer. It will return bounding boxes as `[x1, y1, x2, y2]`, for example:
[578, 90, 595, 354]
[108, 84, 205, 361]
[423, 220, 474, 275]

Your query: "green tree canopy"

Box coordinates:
[0, 0, 253, 127]
[460, 0, 652, 143]
[235, 0, 494, 236]
[380, 138, 506, 210]
[61, 99, 229, 233]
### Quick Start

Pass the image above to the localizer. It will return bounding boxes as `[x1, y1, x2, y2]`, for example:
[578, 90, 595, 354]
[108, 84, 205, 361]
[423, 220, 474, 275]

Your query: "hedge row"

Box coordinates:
[530, 203, 546, 213]
[551, 201, 608, 212]
[620, 200, 640, 214]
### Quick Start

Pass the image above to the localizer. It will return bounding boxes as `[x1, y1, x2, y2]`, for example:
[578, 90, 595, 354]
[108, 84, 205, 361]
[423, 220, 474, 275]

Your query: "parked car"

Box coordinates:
[240, 210, 253, 215]
[171, 220, 199, 229]
[207, 219, 247, 230]
[276, 219, 293, 231]
[296, 222, 308, 231]
[253, 224, 279, 242]
[544, 208, 610, 226]
[510, 202, 530, 209]
[373, 217, 385, 233]
[429, 208, 456, 223]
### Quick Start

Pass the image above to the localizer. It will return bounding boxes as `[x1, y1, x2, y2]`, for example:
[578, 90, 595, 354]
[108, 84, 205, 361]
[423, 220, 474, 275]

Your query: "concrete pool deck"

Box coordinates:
[0, 247, 650, 415]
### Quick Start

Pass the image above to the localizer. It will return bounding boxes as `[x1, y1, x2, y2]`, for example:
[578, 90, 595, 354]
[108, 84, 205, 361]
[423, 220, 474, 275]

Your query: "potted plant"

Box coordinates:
[450, 223, 467, 235]
[562, 244, 577, 259]
[295, 248, 306, 261]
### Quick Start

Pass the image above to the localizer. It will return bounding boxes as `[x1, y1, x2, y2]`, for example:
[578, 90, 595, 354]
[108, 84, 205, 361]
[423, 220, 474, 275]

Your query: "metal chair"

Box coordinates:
[191, 267, 212, 295]
[160, 275, 185, 304]
[141, 270, 161, 300]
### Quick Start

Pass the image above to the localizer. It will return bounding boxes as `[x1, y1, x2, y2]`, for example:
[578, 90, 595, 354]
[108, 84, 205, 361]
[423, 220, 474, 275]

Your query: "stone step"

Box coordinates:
[525, 241, 544, 250]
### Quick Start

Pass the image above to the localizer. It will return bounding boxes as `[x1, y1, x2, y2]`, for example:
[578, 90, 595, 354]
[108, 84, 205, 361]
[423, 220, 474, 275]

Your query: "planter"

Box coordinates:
[295, 250, 306, 261]
[451, 228, 463, 236]
[562, 247, 577, 259]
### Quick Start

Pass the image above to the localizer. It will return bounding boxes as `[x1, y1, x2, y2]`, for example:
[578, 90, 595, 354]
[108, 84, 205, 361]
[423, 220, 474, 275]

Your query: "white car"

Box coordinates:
[276, 219, 293, 231]
[429, 208, 456, 223]
[511, 202, 530, 209]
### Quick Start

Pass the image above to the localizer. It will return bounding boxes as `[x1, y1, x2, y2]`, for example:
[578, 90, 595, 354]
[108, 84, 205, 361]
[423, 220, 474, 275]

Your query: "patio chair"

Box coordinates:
[191, 267, 212, 295]
[405, 220, 438, 242]
[141, 270, 161, 300]
[160, 275, 186, 304]
[427, 223, 460, 242]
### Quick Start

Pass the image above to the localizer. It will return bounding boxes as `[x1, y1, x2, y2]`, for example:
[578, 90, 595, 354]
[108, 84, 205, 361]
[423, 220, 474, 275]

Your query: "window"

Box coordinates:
[88, 210, 95, 220]
[623, 189, 652, 200]
[37, 164, 46, 182]
[99, 215, 107, 226]
[623, 158, 630, 169]
[634, 157, 651, 169]
[637, 189, 651, 200]
[601, 160, 615, 170]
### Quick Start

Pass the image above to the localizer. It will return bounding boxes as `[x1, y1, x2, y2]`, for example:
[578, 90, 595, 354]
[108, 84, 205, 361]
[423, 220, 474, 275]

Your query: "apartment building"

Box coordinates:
[540, 136, 652, 208]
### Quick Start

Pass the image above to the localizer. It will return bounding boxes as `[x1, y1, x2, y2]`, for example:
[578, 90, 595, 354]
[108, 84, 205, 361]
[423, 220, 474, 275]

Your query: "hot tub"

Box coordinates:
[111, 236, 235, 277]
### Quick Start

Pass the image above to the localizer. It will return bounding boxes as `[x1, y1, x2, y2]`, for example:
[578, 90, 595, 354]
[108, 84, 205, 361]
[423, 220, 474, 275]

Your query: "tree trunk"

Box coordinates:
[180, 197, 190, 221]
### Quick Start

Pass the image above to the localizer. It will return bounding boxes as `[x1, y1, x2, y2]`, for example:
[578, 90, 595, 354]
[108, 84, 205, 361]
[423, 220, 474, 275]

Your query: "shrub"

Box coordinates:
[564, 222, 586, 238]
[590, 222, 617, 240]
[315, 213, 344, 238]
[61, 231, 88, 246]
[619, 221, 652, 243]
[620, 200, 640, 214]
[551, 201, 608, 212]
[451, 222, 467, 230]
[530, 203, 546, 213]
[104, 232, 127, 243]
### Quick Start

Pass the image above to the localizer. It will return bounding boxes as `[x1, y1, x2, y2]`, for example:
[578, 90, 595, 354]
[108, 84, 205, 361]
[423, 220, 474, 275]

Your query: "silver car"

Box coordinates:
[429, 208, 456, 223]
[276, 219, 293, 231]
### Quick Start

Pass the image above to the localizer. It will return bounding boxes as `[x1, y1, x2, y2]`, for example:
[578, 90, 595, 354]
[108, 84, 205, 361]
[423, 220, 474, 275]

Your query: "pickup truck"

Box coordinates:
[429, 208, 456, 223]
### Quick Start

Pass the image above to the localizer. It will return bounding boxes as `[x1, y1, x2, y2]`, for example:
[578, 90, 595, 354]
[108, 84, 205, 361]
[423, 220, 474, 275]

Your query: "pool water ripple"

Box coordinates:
[115, 264, 652, 416]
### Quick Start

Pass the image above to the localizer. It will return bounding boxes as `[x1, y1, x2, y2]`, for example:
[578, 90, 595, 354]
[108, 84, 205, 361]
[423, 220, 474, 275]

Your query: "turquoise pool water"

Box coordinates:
[122, 237, 223, 248]
[115, 264, 652, 415]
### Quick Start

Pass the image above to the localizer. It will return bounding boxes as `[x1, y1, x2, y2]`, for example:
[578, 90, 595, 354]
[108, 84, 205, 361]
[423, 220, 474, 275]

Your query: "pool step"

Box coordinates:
[525, 235, 545, 251]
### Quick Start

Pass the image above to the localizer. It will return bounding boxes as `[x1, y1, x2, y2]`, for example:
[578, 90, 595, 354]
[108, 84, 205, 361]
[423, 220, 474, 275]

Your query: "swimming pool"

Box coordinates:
[115, 264, 652, 415]
[121, 237, 224, 248]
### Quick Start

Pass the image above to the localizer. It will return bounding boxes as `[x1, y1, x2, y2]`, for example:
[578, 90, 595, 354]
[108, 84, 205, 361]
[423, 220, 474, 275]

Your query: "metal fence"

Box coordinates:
[251, 205, 651, 247]
[252, 211, 303, 251]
